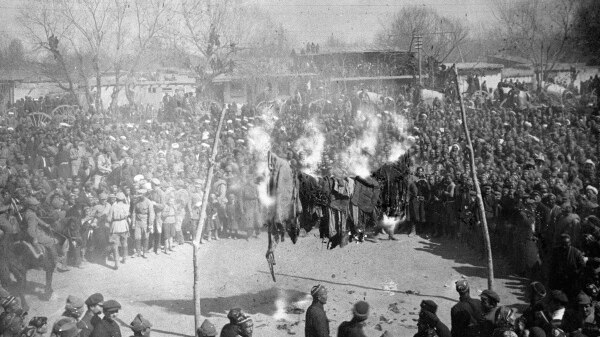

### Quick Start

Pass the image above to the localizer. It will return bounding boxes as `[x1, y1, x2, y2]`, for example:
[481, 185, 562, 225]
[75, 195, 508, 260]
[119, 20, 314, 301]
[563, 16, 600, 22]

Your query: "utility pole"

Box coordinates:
[414, 35, 423, 86]
[193, 104, 227, 330]
[453, 65, 495, 290]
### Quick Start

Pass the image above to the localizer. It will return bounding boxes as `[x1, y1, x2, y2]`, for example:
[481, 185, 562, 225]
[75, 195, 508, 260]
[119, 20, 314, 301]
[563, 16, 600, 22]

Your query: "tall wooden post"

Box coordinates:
[453, 66, 495, 290]
[193, 105, 227, 330]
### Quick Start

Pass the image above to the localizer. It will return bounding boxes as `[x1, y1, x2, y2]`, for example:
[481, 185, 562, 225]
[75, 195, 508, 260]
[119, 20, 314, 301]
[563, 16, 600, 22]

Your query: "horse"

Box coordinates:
[0, 213, 67, 302]
[8, 239, 58, 299]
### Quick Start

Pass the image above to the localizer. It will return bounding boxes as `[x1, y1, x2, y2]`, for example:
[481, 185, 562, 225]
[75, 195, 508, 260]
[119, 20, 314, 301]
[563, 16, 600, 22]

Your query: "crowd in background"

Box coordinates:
[0, 67, 599, 336]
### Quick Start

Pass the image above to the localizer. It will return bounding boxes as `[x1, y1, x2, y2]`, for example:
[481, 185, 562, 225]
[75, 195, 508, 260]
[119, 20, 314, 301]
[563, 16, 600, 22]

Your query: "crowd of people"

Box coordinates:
[0, 58, 599, 336]
[0, 290, 255, 337]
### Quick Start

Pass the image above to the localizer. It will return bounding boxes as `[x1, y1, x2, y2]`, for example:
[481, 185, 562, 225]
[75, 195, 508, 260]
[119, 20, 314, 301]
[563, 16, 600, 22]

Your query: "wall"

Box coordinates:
[456, 70, 502, 94]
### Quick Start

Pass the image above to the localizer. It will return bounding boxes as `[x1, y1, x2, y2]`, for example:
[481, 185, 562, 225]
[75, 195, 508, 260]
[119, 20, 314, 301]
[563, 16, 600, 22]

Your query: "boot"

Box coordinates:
[80, 248, 88, 263]
[408, 224, 417, 237]
[113, 248, 119, 270]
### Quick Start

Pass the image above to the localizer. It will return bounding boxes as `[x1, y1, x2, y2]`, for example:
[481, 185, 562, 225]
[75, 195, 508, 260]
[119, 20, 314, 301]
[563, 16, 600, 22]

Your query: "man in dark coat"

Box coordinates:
[548, 233, 586, 299]
[305, 285, 329, 337]
[479, 290, 500, 337]
[78, 293, 104, 337]
[408, 167, 430, 236]
[220, 308, 252, 337]
[90, 300, 121, 337]
[337, 301, 369, 337]
[415, 300, 451, 337]
[450, 280, 483, 337]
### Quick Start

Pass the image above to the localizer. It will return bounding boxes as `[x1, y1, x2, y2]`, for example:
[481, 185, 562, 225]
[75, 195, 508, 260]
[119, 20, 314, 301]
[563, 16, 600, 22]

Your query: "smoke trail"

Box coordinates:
[337, 107, 381, 178]
[273, 296, 288, 320]
[247, 126, 275, 207]
[387, 112, 411, 162]
[294, 118, 325, 175]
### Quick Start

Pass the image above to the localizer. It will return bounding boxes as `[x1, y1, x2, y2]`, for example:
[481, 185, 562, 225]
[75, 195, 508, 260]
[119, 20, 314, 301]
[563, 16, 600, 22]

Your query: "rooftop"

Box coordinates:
[444, 62, 504, 70]
[300, 48, 414, 56]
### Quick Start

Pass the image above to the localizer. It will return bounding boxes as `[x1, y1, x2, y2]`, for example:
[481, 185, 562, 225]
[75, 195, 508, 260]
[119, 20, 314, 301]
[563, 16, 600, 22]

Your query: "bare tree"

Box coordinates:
[59, 0, 111, 112]
[108, 0, 173, 112]
[376, 6, 468, 63]
[177, 0, 244, 99]
[19, 0, 83, 106]
[493, 0, 579, 85]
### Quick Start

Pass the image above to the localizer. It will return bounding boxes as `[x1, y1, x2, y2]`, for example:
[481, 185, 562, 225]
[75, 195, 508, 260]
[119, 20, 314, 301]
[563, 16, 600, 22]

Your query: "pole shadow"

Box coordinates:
[141, 287, 309, 317]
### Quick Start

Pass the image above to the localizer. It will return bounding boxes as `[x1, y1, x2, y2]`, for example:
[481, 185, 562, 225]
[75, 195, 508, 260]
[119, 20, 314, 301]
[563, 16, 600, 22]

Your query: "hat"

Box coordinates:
[481, 289, 500, 303]
[310, 284, 326, 297]
[103, 300, 121, 313]
[576, 292, 591, 305]
[65, 295, 84, 311]
[529, 327, 547, 337]
[134, 175, 145, 183]
[171, 143, 180, 149]
[28, 316, 48, 329]
[227, 308, 244, 324]
[455, 280, 469, 293]
[197, 319, 217, 337]
[151, 178, 160, 186]
[585, 159, 595, 166]
[85, 293, 104, 307]
[587, 186, 598, 195]
[352, 301, 370, 321]
[530, 281, 546, 298]
[98, 192, 108, 200]
[550, 290, 568, 305]
[130, 314, 152, 332]
[57, 321, 81, 337]
[420, 300, 438, 314]
[116, 192, 126, 201]
[136, 189, 148, 195]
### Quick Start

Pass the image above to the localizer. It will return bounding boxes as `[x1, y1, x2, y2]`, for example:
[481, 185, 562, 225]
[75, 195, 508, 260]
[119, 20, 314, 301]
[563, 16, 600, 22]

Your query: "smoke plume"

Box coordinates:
[247, 126, 275, 207]
[387, 112, 410, 162]
[337, 108, 381, 178]
[294, 118, 325, 175]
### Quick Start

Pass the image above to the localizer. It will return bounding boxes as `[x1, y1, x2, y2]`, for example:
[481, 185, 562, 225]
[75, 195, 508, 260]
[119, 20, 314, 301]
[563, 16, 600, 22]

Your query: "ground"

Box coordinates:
[17, 232, 527, 337]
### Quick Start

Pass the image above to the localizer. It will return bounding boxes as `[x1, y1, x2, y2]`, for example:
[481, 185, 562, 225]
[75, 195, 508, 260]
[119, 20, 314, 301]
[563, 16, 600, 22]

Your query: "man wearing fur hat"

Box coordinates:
[337, 301, 370, 337]
[196, 320, 216, 337]
[305, 285, 329, 337]
[220, 308, 252, 337]
[60, 296, 85, 321]
[415, 300, 450, 337]
[450, 280, 482, 337]
[129, 314, 151, 337]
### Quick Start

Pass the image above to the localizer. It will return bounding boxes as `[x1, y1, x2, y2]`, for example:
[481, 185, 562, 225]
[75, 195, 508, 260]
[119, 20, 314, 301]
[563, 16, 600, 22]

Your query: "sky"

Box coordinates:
[253, 0, 496, 44]
[0, 0, 496, 46]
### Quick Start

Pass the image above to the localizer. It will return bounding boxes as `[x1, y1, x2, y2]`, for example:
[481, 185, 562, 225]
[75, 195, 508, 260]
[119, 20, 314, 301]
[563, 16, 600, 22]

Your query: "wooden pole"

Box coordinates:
[453, 66, 495, 290]
[193, 104, 227, 330]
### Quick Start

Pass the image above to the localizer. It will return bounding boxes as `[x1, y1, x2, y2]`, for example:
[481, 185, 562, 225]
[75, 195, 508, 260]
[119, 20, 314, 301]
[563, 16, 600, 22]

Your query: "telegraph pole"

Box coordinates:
[414, 35, 423, 86]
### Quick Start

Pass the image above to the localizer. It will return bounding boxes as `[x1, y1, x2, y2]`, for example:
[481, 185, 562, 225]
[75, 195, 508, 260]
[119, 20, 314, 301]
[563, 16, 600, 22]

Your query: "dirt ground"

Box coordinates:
[17, 231, 528, 337]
